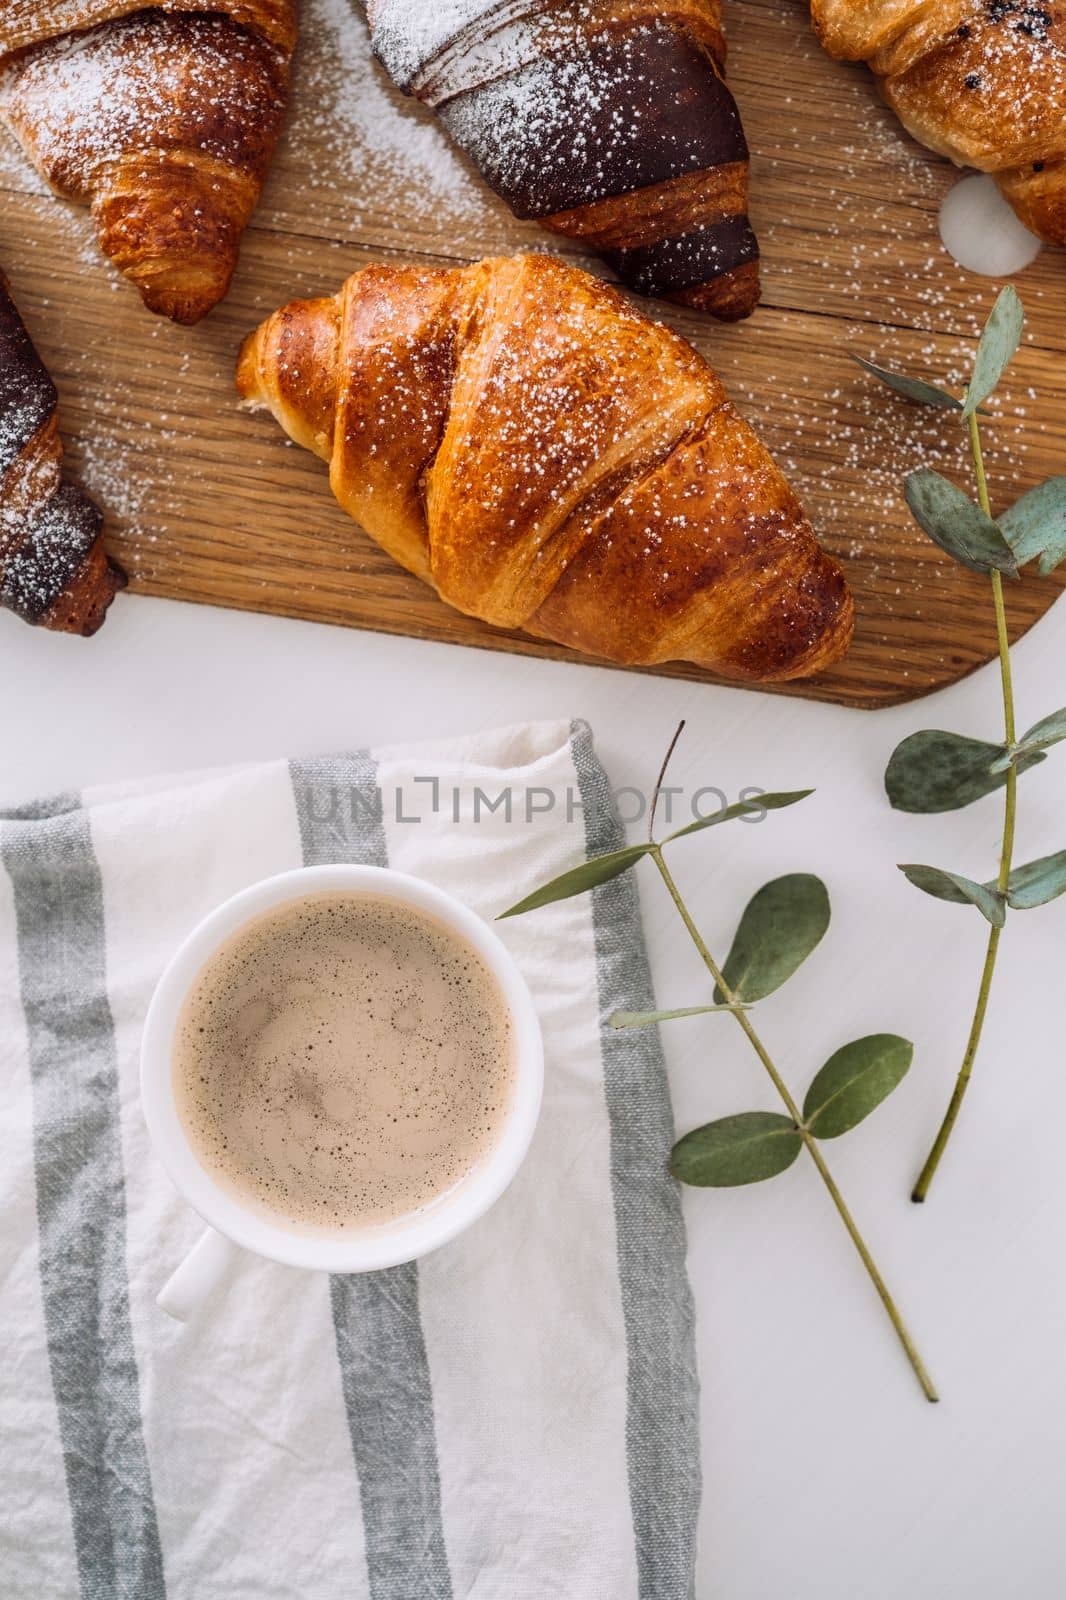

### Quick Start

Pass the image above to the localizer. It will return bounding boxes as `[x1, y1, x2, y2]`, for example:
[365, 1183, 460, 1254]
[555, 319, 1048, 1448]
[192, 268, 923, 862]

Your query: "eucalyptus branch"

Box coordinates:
[650, 844, 936, 1401]
[911, 415, 1017, 1201]
[861, 286, 1066, 1202]
[501, 731, 938, 1402]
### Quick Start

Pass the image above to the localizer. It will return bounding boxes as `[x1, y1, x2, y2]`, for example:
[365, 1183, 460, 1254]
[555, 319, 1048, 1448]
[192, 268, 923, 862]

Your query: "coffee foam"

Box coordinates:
[172, 892, 516, 1233]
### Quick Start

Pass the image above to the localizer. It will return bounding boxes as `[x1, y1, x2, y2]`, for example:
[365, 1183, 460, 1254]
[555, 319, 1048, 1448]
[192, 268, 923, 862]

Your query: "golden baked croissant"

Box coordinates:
[362, 1, 761, 321]
[237, 254, 852, 680]
[0, 1, 297, 323]
[811, 1, 1066, 244]
[0, 272, 125, 634]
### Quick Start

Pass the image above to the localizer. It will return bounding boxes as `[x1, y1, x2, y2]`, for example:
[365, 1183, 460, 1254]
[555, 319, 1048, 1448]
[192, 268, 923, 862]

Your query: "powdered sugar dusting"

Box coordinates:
[291, 0, 489, 233]
[0, 481, 103, 623]
[365, 0, 501, 88]
[0, 396, 48, 484]
[441, 19, 695, 212]
[74, 425, 150, 538]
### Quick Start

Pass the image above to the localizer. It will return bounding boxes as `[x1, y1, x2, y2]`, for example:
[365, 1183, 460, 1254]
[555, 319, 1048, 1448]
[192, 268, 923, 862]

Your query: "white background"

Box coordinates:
[3, 595, 1064, 1598]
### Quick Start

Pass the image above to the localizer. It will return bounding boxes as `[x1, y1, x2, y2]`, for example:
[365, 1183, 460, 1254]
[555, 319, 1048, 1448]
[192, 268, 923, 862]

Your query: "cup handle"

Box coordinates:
[157, 1226, 241, 1322]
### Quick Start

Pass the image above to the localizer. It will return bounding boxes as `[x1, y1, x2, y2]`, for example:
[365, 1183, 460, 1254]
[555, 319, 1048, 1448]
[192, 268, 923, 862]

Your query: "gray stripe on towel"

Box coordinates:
[289, 754, 454, 1600]
[570, 720, 702, 1600]
[1, 799, 167, 1600]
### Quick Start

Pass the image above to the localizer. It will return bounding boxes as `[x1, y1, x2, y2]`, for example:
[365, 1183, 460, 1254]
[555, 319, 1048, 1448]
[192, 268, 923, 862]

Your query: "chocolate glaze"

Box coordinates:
[1, 482, 105, 624]
[367, 4, 760, 310]
[0, 275, 56, 477]
[608, 215, 759, 293]
[438, 25, 748, 220]
[0, 270, 123, 632]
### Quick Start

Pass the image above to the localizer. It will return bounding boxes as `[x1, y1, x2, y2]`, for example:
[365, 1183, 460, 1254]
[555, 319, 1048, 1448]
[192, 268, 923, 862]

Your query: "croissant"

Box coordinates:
[0, 1, 298, 323]
[361, 1, 761, 322]
[811, 1, 1066, 244]
[0, 272, 125, 634]
[237, 254, 852, 681]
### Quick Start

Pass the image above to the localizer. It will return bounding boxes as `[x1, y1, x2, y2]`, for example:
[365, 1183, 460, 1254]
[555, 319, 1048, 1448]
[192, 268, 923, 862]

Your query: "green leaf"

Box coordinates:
[898, 864, 1007, 927]
[609, 1003, 746, 1029]
[989, 706, 1066, 773]
[1017, 706, 1066, 757]
[885, 728, 1044, 813]
[803, 1035, 913, 1139]
[664, 789, 813, 843]
[670, 1112, 802, 1187]
[1037, 538, 1066, 578]
[498, 843, 653, 918]
[852, 356, 964, 411]
[904, 469, 1019, 577]
[999, 477, 1066, 571]
[714, 874, 831, 1003]
[1005, 849, 1066, 910]
[963, 284, 1024, 417]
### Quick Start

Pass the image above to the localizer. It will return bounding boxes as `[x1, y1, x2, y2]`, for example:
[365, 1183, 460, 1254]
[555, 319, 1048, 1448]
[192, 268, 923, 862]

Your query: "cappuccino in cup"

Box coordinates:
[172, 892, 517, 1234]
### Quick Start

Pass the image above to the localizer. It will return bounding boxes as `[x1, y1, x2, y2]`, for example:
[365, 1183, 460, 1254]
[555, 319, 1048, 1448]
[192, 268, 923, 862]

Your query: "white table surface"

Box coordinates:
[3, 594, 1064, 1599]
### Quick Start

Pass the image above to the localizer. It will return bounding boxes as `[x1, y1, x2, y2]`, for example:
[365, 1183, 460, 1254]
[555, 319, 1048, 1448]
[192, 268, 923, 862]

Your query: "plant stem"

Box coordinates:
[652, 847, 938, 1402]
[912, 925, 1001, 1202]
[648, 720, 686, 842]
[650, 851, 802, 1117]
[911, 412, 1018, 1202]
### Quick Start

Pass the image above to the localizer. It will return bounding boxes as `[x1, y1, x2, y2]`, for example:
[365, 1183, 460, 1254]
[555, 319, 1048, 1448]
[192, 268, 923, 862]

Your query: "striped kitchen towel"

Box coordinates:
[0, 719, 700, 1600]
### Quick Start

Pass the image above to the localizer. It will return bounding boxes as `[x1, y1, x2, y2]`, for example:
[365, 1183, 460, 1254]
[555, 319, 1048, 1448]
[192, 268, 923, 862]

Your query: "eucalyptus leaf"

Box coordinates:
[714, 874, 830, 1003]
[803, 1035, 913, 1140]
[664, 789, 812, 843]
[884, 728, 1043, 813]
[1017, 706, 1066, 756]
[1005, 849, 1066, 910]
[609, 1003, 746, 1029]
[989, 705, 1066, 772]
[999, 477, 1066, 570]
[498, 842, 653, 919]
[964, 284, 1024, 417]
[852, 357, 963, 411]
[904, 470, 1019, 577]
[898, 864, 1007, 927]
[1037, 537, 1066, 578]
[670, 1111, 802, 1187]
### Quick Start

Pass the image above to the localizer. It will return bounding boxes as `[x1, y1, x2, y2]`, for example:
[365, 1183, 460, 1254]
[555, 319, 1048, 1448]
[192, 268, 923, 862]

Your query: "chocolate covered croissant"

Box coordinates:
[811, 1, 1066, 245]
[0, 273, 125, 634]
[237, 255, 852, 681]
[0, 2, 298, 323]
[362, 1, 761, 321]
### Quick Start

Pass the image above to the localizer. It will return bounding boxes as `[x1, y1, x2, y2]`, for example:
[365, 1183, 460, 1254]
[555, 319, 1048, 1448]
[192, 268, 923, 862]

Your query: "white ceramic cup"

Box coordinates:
[141, 864, 544, 1321]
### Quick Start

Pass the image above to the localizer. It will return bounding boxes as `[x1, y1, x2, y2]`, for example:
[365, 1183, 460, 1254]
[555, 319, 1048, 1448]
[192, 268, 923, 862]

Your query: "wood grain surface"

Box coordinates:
[1, 0, 1063, 707]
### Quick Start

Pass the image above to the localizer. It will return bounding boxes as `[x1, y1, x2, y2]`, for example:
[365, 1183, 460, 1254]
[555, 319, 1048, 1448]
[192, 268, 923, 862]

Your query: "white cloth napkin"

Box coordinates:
[0, 720, 700, 1600]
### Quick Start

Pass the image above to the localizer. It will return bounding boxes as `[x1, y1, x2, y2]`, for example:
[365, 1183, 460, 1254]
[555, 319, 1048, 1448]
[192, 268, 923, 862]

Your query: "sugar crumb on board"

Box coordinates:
[284, 0, 491, 239]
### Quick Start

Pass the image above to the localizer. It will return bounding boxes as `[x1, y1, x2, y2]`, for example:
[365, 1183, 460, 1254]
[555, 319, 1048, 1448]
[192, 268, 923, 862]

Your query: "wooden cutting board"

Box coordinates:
[1, 0, 1063, 708]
